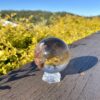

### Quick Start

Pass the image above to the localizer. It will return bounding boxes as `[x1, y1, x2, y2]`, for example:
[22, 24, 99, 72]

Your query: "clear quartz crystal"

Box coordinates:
[42, 72, 61, 84]
[34, 37, 70, 84]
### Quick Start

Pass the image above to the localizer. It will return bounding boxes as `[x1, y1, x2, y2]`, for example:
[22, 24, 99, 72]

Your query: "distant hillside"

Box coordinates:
[0, 10, 79, 17]
[0, 10, 84, 24]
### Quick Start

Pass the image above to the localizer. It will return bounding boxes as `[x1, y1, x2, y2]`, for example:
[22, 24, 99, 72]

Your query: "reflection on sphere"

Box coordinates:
[34, 37, 70, 73]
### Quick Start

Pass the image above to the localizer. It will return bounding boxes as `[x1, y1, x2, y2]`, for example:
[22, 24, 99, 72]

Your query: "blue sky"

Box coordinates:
[0, 0, 100, 16]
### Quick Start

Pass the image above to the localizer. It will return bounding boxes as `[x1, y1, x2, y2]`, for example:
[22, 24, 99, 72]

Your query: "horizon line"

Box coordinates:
[0, 9, 100, 17]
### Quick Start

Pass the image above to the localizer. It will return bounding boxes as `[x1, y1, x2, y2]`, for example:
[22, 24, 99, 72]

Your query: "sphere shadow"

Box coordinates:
[61, 56, 98, 80]
[0, 56, 98, 89]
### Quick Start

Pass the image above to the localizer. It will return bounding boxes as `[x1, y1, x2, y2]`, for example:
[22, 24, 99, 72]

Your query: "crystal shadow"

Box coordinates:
[61, 56, 98, 79]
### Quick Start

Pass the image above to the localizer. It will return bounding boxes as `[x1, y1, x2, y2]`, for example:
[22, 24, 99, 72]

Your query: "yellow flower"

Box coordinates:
[2, 67, 7, 75]
[0, 50, 4, 57]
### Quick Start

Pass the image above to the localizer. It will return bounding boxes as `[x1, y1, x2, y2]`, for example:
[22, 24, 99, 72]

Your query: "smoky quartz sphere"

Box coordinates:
[34, 37, 70, 73]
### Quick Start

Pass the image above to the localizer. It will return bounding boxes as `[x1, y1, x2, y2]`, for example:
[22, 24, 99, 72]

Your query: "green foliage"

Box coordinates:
[0, 10, 100, 75]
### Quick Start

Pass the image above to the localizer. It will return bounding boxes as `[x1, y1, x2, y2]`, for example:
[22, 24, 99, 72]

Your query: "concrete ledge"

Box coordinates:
[0, 33, 100, 100]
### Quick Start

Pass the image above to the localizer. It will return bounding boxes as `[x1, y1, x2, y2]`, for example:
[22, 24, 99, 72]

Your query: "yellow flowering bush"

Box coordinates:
[0, 13, 100, 75]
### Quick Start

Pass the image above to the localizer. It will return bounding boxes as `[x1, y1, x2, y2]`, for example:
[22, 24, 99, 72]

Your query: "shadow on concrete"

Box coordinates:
[0, 61, 39, 90]
[0, 56, 98, 89]
[61, 56, 98, 80]
[0, 85, 11, 90]
[69, 43, 86, 48]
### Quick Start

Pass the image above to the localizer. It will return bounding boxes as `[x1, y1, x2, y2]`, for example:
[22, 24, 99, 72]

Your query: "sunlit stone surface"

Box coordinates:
[34, 37, 70, 83]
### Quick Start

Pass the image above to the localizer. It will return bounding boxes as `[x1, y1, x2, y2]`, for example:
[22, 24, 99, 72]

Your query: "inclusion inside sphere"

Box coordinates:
[34, 37, 70, 73]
